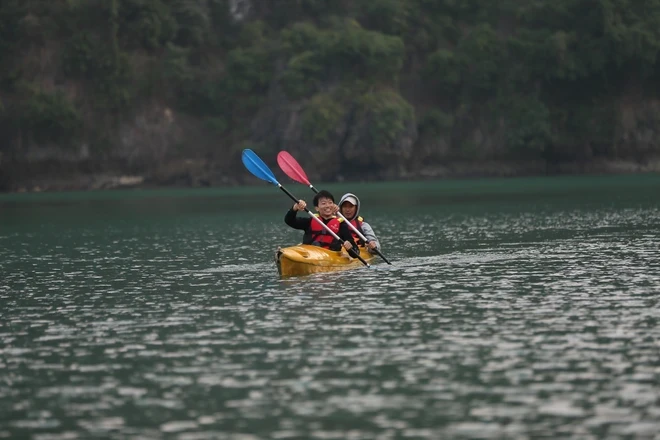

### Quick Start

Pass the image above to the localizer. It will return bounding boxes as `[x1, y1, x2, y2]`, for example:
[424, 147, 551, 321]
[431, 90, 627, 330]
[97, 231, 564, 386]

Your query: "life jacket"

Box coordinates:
[349, 216, 366, 246]
[310, 214, 343, 248]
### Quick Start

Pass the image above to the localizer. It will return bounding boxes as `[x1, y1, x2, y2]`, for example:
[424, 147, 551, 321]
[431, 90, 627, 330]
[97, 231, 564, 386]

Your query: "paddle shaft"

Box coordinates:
[306, 184, 392, 265]
[278, 184, 370, 267]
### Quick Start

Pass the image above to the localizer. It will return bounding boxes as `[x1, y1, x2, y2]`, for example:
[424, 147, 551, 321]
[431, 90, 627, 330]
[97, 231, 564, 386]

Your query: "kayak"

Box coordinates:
[276, 245, 376, 277]
[276, 244, 376, 277]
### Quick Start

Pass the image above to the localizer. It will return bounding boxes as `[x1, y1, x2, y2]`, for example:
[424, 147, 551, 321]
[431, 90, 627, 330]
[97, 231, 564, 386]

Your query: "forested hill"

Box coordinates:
[2, 0, 660, 191]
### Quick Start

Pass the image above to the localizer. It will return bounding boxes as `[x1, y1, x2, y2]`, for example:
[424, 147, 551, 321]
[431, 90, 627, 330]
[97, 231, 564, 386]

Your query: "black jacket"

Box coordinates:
[284, 209, 357, 252]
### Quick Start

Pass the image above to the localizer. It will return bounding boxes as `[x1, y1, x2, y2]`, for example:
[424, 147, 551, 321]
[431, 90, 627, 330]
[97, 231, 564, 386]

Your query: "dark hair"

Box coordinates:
[313, 190, 335, 207]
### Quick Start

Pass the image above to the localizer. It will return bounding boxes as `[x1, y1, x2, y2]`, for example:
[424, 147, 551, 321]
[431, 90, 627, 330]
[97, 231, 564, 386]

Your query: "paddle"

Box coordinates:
[241, 149, 370, 268]
[277, 150, 392, 265]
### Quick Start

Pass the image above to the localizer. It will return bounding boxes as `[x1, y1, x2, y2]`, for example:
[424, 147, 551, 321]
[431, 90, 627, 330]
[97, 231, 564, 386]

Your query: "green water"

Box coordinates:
[1, 174, 659, 439]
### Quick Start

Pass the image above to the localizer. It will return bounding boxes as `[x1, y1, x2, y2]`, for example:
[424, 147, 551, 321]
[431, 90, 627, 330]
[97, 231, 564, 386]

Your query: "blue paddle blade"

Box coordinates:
[242, 149, 279, 186]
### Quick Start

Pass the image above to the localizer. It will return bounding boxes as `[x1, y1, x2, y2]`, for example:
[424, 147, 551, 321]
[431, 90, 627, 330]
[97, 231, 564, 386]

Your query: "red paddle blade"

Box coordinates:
[277, 151, 311, 185]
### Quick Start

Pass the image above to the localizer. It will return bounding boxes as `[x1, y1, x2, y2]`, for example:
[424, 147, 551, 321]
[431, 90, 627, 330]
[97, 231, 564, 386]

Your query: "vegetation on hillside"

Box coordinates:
[2, 0, 660, 187]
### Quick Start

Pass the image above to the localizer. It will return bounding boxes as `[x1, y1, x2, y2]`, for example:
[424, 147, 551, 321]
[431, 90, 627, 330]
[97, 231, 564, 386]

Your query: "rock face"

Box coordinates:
[618, 100, 660, 158]
[5, 91, 660, 193]
[116, 106, 182, 168]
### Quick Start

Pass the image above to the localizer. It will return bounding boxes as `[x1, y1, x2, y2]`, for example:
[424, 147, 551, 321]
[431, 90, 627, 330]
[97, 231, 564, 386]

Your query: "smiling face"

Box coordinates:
[340, 201, 357, 220]
[315, 197, 335, 219]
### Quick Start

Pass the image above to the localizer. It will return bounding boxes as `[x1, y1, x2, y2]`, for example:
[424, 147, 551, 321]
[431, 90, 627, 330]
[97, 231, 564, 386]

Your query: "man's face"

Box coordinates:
[315, 197, 335, 218]
[340, 202, 357, 219]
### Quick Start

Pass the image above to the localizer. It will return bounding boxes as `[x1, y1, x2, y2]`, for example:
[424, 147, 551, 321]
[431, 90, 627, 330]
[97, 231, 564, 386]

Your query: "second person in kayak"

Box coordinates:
[285, 190, 358, 253]
[338, 193, 381, 254]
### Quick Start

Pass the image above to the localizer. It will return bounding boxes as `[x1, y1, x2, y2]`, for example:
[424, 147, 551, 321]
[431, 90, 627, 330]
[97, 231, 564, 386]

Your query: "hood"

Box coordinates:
[339, 192, 361, 220]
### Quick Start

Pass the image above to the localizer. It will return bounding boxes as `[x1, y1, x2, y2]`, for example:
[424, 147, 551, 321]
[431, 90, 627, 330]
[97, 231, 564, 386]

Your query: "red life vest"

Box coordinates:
[310, 214, 342, 248]
[349, 216, 366, 246]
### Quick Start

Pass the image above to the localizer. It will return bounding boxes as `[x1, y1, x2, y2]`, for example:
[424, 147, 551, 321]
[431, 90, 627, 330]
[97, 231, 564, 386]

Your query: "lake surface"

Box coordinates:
[1, 174, 659, 439]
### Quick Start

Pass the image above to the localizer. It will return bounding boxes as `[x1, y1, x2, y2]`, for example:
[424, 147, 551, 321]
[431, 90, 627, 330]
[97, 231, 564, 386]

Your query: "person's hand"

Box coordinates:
[366, 241, 378, 250]
[293, 200, 306, 211]
[342, 241, 354, 251]
[331, 204, 339, 215]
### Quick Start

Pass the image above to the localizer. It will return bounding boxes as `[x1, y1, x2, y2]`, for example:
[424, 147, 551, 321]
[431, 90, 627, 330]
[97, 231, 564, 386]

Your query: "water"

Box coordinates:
[1, 175, 659, 439]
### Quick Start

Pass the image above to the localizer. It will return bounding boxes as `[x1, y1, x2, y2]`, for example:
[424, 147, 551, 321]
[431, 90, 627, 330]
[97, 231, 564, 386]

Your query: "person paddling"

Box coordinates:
[339, 193, 381, 254]
[285, 189, 358, 253]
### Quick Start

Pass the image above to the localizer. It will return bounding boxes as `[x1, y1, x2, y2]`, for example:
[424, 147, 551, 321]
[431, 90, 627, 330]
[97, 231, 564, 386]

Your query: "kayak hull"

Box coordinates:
[276, 244, 375, 277]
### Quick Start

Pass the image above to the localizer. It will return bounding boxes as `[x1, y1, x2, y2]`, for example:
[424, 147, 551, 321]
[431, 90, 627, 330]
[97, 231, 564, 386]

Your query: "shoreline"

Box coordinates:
[2, 158, 659, 194]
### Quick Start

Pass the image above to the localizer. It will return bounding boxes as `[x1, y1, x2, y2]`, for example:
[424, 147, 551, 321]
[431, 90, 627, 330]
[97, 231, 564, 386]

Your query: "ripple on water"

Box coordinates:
[1, 199, 659, 438]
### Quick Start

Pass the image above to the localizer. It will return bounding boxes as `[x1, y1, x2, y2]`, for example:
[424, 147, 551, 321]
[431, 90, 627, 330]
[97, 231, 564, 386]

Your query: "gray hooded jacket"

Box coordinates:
[338, 193, 380, 252]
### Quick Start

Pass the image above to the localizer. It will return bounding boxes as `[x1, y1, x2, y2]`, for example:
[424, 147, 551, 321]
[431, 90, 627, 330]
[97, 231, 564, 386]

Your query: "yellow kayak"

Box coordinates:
[276, 244, 376, 277]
